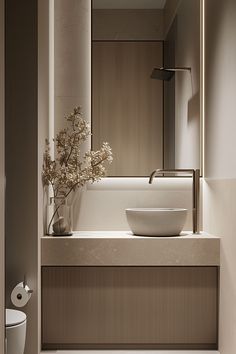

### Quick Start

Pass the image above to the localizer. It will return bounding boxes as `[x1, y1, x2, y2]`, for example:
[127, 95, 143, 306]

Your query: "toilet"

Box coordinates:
[5, 309, 27, 354]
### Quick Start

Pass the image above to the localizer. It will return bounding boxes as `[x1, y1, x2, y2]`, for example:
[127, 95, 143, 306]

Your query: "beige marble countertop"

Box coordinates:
[43, 230, 219, 239]
[41, 231, 220, 266]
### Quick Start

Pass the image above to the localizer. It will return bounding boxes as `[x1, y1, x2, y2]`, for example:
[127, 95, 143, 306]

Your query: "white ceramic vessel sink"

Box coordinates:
[126, 208, 187, 237]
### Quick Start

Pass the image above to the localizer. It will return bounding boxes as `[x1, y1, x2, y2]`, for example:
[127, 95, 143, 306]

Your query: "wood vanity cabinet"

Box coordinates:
[42, 266, 218, 350]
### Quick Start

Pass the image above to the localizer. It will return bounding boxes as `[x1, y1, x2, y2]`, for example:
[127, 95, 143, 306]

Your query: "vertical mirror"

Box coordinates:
[92, 0, 202, 176]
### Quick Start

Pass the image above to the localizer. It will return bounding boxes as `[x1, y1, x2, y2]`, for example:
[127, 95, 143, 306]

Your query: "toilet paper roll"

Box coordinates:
[11, 282, 32, 308]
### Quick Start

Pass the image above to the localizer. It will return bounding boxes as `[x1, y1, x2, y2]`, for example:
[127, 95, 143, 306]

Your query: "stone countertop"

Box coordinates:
[41, 231, 220, 266]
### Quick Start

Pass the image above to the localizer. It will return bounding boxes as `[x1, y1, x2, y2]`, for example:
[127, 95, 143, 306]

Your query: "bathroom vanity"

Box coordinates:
[41, 232, 220, 350]
[39, 0, 207, 348]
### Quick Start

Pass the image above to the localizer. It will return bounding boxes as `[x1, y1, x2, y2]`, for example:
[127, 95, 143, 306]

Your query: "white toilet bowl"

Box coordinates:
[6, 309, 27, 354]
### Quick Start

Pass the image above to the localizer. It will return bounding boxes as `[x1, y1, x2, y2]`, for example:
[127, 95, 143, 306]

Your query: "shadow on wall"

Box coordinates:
[188, 91, 200, 121]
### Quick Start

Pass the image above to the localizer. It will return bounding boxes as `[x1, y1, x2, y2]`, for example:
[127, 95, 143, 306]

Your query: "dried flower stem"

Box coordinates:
[42, 107, 113, 234]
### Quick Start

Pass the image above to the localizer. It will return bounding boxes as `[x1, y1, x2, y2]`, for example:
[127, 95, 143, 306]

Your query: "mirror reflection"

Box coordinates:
[92, 0, 201, 176]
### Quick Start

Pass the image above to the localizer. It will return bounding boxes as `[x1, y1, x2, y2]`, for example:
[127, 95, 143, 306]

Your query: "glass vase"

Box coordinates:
[46, 197, 72, 236]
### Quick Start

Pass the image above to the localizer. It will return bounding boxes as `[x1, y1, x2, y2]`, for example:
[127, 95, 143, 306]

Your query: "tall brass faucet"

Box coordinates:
[149, 169, 200, 234]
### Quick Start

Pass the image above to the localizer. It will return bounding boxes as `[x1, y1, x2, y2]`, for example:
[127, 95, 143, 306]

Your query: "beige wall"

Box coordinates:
[163, 0, 201, 170]
[204, 0, 236, 179]
[0, 0, 4, 351]
[54, 0, 91, 159]
[53, 1, 195, 232]
[174, 0, 200, 169]
[203, 180, 236, 353]
[203, 0, 236, 353]
[164, 0, 180, 36]
[5, 1, 38, 353]
[74, 178, 194, 232]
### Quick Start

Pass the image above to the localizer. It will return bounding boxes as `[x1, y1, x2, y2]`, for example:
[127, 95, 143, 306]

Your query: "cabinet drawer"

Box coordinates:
[42, 266, 218, 350]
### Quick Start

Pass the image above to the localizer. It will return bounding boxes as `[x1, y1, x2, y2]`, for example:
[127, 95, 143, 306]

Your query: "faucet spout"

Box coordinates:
[149, 168, 200, 234]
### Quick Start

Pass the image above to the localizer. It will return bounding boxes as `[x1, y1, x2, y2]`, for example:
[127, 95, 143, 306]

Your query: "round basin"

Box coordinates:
[125, 208, 188, 237]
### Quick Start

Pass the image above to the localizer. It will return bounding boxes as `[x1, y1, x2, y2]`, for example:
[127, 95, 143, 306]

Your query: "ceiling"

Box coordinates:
[93, 0, 167, 9]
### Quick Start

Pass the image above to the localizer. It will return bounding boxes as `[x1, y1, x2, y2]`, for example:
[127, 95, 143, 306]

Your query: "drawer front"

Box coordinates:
[42, 266, 218, 350]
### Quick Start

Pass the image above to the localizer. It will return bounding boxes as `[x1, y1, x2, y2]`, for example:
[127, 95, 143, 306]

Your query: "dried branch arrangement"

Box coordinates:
[42, 107, 113, 234]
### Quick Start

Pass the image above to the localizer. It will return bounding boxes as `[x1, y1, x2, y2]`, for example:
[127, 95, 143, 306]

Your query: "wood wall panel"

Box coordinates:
[92, 41, 163, 176]
[42, 266, 218, 349]
[92, 9, 164, 40]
